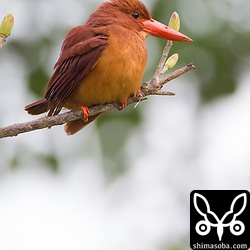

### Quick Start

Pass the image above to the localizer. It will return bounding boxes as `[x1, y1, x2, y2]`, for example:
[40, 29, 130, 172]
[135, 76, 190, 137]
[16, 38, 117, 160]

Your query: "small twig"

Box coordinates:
[153, 90, 175, 96]
[155, 41, 173, 76]
[149, 40, 173, 87]
[0, 59, 195, 139]
[159, 62, 195, 86]
[0, 34, 6, 50]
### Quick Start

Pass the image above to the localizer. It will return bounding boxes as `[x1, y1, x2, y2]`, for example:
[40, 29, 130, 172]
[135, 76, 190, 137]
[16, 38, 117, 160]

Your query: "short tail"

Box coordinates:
[64, 113, 103, 136]
[25, 99, 49, 115]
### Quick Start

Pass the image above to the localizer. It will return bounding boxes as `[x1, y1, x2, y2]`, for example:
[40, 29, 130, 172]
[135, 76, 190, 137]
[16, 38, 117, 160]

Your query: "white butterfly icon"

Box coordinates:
[193, 193, 247, 241]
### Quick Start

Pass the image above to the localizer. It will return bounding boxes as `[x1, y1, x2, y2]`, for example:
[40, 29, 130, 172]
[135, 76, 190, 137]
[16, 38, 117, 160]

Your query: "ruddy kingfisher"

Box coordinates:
[25, 0, 192, 135]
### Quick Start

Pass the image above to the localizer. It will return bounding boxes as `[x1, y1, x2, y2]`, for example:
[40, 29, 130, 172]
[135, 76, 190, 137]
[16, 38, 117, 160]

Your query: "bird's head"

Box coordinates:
[87, 0, 192, 42]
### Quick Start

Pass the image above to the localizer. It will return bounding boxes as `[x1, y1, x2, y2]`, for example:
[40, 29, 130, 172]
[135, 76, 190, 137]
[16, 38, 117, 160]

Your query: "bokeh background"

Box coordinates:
[0, 0, 250, 249]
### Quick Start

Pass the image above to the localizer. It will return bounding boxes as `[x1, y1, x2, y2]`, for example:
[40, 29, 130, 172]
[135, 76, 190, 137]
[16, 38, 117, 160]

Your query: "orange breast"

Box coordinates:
[65, 25, 147, 110]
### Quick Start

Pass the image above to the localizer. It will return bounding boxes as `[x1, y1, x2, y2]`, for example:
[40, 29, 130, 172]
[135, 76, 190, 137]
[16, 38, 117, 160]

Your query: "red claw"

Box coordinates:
[79, 105, 90, 122]
[118, 101, 127, 110]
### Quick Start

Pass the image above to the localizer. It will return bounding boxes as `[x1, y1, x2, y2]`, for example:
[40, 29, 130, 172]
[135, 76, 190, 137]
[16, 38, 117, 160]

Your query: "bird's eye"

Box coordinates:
[132, 12, 139, 19]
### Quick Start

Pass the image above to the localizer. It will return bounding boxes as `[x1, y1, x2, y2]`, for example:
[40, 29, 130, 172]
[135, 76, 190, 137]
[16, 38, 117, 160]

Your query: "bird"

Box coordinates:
[25, 0, 192, 135]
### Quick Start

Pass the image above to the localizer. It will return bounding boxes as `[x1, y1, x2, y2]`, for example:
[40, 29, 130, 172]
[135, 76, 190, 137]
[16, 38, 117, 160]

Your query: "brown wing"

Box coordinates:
[45, 26, 108, 116]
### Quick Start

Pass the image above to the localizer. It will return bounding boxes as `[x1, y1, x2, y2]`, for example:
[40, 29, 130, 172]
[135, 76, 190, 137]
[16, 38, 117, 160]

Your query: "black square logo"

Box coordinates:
[190, 190, 250, 250]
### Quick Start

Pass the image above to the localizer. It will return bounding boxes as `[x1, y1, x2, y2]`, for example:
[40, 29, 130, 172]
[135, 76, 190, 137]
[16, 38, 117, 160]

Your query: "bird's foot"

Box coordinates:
[118, 101, 127, 111]
[79, 105, 90, 122]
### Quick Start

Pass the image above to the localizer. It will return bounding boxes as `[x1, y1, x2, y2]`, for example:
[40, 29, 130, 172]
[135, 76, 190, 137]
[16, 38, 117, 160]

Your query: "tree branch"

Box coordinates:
[0, 42, 195, 139]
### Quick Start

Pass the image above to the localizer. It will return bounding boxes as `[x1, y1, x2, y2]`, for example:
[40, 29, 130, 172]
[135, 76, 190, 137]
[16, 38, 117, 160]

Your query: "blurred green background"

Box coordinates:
[0, 0, 250, 250]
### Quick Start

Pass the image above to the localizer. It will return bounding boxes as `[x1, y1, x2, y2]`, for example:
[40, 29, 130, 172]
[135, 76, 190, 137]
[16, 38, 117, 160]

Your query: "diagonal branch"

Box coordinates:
[0, 41, 195, 139]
